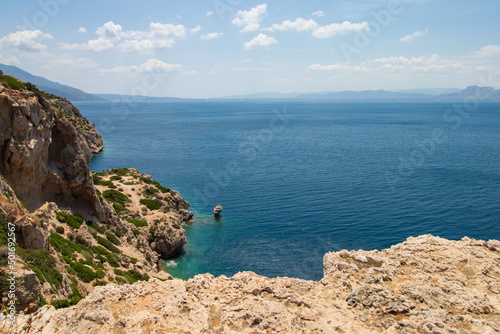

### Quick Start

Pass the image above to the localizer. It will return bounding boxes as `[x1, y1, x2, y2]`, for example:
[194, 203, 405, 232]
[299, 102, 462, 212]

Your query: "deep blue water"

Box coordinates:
[77, 101, 500, 281]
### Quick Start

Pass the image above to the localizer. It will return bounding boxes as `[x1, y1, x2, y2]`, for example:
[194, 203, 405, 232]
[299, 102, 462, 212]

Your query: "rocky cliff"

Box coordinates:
[17, 235, 500, 333]
[0, 79, 192, 316]
[0, 81, 107, 221]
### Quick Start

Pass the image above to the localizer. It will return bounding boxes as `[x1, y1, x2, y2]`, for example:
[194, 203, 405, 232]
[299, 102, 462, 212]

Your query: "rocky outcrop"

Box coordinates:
[14, 263, 42, 314]
[0, 176, 49, 250]
[18, 235, 500, 333]
[93, 168, 192, 260]
[0, 82, 108, 221]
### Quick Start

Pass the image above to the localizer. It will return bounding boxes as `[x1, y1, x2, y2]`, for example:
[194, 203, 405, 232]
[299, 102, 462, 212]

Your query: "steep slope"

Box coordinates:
[0, 78, 193, 316]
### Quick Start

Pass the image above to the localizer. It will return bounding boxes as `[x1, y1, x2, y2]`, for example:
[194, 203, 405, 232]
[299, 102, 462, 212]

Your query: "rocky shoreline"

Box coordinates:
[1, 77, 499, 333]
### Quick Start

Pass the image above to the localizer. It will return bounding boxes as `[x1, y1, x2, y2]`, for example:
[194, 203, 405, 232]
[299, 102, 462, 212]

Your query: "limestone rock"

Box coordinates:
[24, 235, 500, 333]
[0, 83, 109, 221]
[15, 263, 41, 313]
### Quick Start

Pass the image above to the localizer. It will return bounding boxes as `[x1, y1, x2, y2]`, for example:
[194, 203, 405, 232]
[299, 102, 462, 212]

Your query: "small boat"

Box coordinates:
[213, 205, 223, 217]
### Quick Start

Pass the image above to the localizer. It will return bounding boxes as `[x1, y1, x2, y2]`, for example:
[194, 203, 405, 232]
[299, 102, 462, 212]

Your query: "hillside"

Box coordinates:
[0, 64, 104, 102]
[0, 77, 192, 318]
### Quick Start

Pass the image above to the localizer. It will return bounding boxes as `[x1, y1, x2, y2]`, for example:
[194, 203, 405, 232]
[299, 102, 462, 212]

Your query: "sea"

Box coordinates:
[77, 100, 500, 281]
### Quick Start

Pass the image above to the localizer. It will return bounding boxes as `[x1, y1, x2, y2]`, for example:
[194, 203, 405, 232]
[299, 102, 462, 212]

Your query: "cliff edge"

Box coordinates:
[20, 235, 500, 333]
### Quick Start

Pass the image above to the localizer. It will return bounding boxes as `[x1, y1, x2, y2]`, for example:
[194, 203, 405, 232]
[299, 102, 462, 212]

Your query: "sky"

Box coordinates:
[0, 0, 499, 98]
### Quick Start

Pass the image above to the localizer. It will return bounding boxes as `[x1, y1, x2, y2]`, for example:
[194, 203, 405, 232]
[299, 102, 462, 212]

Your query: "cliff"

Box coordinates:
[0, 79, 192, 315]
[0, 81, 107, 221]
[19, 235, 500, 333]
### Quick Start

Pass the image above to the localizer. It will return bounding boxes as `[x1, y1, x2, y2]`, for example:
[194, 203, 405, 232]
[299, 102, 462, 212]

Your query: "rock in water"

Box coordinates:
[214, 205, 223, 217]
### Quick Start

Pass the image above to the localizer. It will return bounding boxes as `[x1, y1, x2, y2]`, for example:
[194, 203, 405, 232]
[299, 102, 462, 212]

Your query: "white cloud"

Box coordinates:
[176, 14, 182, 20]
[0, 30, 53, 52]
[232, 4, 267, 33]
[370, 54, 439, 65]
[270, 18, 368, 38]
[96, 21, 123, 40]
[312, 11, 324, 17]
[312, 21, 369, 38]
[307, 63, 368, 72]
[206, 11, 214, 17]
[400, 29, 428, 43]
[62, 21, 188, 53]
[473, 45, 500, 59]
[243, 33, 277, 49]
[201, 32, 224, 40]
[272, 18, 318, 32]
[77, 27, 87, 34]
[105, 59, 183, 73]
[190, 25, 202, 34]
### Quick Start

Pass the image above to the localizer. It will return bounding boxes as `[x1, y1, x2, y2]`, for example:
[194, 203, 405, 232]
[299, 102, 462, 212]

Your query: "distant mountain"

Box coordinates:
[394, 88, 461, 96]
[432, 86, 500, 102]
[95, 94, 189, 102]
[218, 92, 301, 100]
[0, 63, 104, 102]
[215, 87, 500, 102]
[295, 90, 429, 101]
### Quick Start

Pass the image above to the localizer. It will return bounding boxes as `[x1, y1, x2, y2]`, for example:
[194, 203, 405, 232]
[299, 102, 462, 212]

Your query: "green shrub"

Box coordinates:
[132, 228, 141, 236]
[105, 253, 119, 267]
[75, 234, 88, 246]
[93, 280, 107, 286]
[103, 189, 129, 213]
[106, 233, 121, 246]
[111, 168, 129, 177]
[113, 269, 143, 284]
[0, 75, 26, 90]
[143, 187, 159, 197]
[140, 199, 161, 210]
[126, 218, 148, 228]
[115, 276, 127, 284]
[55, 226, 65, 234]
[50, 233, 82, 256]
[87, 221, 106, 234]
[110, 175, 122, 181]
[56, 212, 83, 229]
[17, 248, 61, 289]
[70, 262, 97, 283]
[100, 180, 116, 189]
[96, 236, 119, 253]
[25, 82, 59, 99]
[139, 177, 170, 193]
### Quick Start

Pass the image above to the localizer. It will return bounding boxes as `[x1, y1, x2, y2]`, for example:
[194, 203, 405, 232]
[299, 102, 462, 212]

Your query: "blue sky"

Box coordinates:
[1, 0, 499, 98]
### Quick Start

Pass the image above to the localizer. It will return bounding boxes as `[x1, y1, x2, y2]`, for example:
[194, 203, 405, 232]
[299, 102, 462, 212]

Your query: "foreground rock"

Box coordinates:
[20, 235, 500, 333]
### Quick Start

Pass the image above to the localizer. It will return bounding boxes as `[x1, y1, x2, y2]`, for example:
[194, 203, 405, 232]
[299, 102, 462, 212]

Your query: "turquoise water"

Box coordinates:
[78, 101, 500, 280]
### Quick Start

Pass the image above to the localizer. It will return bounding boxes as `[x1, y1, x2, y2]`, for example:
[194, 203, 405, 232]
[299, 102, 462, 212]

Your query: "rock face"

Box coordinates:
[14, 263, 42, 314]
[0, 82, 108, 221]
[0, 176, 49, 250]
[22, 235, 500, 333]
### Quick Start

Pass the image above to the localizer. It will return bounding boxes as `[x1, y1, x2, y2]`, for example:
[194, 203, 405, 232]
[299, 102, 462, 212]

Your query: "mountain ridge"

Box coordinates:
[2, 63, 500, 102]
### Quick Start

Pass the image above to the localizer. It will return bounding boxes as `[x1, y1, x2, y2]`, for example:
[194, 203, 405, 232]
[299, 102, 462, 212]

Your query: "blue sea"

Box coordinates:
[78, 100, 500, 281]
